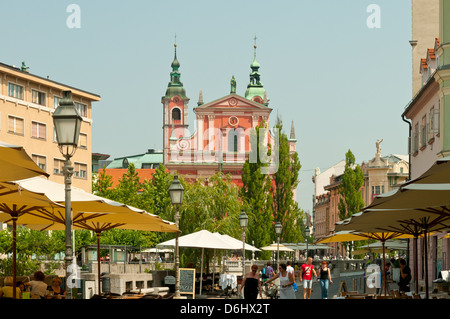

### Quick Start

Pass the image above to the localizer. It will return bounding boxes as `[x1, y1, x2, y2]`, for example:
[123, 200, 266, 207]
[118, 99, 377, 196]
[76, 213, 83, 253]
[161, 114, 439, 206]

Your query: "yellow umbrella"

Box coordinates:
[0, 141, 49, 181]
[315, 230, 413, 244]
[2, 177, 179, 295]
[0, 180, 63, 298]
[316, 230, 418, 296]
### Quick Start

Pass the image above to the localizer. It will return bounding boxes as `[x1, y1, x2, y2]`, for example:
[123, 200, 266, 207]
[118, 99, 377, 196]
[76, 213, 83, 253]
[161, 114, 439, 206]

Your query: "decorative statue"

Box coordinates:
[376, 139, 383, 156]
[230, 75, 236, 94]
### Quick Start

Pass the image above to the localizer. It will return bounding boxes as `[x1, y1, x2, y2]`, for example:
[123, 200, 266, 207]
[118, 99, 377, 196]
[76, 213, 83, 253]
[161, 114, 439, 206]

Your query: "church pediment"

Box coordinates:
[194, 94, 270, 111]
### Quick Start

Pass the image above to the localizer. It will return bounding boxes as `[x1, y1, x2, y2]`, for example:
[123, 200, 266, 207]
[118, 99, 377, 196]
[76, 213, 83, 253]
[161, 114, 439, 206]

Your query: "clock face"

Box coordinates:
[229, 116, 239, 126]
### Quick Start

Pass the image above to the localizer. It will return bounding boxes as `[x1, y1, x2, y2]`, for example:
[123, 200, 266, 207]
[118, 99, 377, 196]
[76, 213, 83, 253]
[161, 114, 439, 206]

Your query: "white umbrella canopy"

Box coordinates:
[0, 141, 49, 181]
[260, 243, 294, 252]
[157, 229, 237, 250]
[157, 229, 239, 296]
[216, 233, 261, 252]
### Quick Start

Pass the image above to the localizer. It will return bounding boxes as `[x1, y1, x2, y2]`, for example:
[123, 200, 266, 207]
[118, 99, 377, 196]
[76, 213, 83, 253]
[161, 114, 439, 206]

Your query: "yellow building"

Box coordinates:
[0, 61, 100, 192]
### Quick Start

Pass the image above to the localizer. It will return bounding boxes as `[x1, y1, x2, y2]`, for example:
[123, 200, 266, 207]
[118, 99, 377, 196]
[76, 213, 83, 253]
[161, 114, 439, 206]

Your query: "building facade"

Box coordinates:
[161, 42, 296, 185]
[0, 61, 100, 192]
[401, 0, 450, 291]
[312, 145, 409, 257]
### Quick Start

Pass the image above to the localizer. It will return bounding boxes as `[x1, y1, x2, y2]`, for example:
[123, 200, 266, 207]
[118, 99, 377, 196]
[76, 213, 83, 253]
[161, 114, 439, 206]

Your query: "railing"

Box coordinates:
[224, 259, 367, 277]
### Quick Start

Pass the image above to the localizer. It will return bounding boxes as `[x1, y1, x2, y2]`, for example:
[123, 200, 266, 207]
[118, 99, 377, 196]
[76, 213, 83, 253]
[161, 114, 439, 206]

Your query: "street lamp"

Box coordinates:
[169, 175, 184, 299]
[275, 221, 282, 270]
[239, 211, 248, 279]
[305, 226, 311, 259]
[52, 90, 82, 299]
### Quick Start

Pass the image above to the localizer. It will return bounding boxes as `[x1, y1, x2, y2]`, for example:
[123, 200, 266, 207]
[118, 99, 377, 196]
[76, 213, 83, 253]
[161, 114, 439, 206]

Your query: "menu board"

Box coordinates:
[179, 268, 195, 298]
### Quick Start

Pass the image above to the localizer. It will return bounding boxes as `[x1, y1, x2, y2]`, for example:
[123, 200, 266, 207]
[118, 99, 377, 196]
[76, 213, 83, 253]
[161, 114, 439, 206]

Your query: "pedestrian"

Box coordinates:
[398, 259, 412, 293]
[264, 263, 296, 299]
[239, 264, 263, 299]
[261, 262, 274, 282]
[300, 257, 317, 299]
[1, 276, 22, 299]
[286, 261, 297, 292]
[317, 261, 333, 299]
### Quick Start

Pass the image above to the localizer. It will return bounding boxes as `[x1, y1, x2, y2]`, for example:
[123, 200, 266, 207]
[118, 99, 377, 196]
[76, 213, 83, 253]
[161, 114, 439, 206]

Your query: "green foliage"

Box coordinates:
[241, 122, 275, 259]
[338, 149, 365, 221]
[337, 149, 365, 256]
[176, 173, 243, 268]
[0, 227, 71, 276]
[100, 229, 158, 250]
[271, 120, 304, 243]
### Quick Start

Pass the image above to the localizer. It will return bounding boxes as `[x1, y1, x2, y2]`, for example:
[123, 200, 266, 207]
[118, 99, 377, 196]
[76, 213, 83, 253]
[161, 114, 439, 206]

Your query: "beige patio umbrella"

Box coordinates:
[335, 206, 449, 299]
[316, 229, 417, 296]
[1, 177, 179, 295]
[351, 240, 408, 256]
[0, 180, 63, 298]
[0, 141, 49, 181]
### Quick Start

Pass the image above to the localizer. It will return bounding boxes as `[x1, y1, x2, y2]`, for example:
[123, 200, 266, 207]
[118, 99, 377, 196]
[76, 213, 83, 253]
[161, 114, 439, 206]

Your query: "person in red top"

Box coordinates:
[300, 257, 317, 299]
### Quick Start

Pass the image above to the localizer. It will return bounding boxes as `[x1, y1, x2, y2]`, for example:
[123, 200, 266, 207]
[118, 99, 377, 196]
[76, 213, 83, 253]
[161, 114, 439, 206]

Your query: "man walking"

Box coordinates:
[300, 257, 317, 299]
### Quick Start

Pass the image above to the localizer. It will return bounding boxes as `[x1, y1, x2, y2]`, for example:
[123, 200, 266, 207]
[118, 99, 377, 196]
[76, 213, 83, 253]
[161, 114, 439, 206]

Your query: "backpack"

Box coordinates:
[262, 267, 268, 279]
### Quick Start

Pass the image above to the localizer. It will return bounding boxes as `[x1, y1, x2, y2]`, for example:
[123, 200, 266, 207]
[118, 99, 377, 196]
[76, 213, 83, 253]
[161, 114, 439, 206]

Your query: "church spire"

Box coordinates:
[245, 35, 267, 105]
[163, 36, 187, 99]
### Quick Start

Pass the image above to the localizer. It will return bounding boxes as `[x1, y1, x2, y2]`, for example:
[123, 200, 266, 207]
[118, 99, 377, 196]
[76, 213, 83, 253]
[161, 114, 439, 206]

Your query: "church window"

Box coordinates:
[172, 108, 181, 121]
[228, 129, 239, 152]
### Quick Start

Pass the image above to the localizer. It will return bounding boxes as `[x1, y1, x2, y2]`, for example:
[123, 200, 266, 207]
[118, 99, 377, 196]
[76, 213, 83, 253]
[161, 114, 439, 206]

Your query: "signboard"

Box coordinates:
[179, 268, 196, 298]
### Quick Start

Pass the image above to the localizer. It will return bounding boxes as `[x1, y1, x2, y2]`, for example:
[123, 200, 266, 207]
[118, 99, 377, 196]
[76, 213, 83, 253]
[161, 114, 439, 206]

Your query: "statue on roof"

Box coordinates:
[230, 75, 236, 94]
[376, 138, 383, 157]
[21, 61, 29, 73]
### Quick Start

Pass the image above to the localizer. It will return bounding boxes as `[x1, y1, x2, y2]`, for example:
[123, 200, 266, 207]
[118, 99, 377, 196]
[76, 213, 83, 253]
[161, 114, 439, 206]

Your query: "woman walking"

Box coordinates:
[318, 261, 333, 299]
[239, 264, 263, 299]
[264, 263, 296, 299]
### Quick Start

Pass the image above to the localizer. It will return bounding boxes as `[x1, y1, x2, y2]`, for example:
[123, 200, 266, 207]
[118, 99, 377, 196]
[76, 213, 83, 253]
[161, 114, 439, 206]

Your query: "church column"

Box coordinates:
[252, 115, 259, 128]
[208, 115, 215, 151]
[197, 114, 204, 153]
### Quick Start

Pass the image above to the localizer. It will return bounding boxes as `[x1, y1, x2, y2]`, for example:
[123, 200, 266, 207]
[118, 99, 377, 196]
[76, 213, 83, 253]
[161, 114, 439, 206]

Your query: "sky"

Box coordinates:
[0, 0, 413, 214]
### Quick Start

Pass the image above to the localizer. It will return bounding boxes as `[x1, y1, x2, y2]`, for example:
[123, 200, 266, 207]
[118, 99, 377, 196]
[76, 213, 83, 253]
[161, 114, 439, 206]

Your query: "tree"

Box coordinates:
[241, 122, 274, 259]
[0, 227, 77, 276]
[338, 149, 365, 221]
[177, 173, 242, 271]
[92, 167, 114, 198]
[338, 149, 365, 256]
[271, 120, 304, 243]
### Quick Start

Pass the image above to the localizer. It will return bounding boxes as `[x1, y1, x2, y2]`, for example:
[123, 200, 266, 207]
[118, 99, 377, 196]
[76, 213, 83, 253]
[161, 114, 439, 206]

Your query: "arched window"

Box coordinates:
[228, 129, 239, 152]
[172, 108, 181, 121]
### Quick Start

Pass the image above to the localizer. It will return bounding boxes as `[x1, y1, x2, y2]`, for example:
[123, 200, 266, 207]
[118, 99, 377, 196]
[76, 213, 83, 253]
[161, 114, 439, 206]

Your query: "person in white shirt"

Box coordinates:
[27, 271, 48, 299]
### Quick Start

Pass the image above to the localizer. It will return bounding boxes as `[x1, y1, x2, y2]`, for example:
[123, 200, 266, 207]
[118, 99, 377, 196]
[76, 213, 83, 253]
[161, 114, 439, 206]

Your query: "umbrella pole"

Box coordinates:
[382, 241, 386, 296]
[213, 249, 216, 293]
[424, 229, 429, 299]
[414, 235, 418, 294]
[12, 214, 17, 299]
[97, 232, 101, 295]
[200, 247, 204, 296]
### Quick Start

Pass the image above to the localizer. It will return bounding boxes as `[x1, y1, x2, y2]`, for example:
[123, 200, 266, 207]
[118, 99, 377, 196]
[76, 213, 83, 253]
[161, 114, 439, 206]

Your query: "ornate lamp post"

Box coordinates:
[239, 211, 248, 279]
[169, 175, 184, 299]
[275, 221, 282, 270]
[305, 226, 311, 259]
[52, 90, 82, 299]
